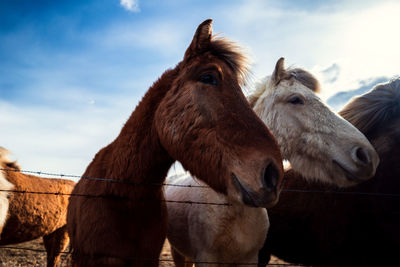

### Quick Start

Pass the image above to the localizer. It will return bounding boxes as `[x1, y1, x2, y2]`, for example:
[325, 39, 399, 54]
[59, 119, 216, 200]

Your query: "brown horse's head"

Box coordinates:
[155, 20, 283, 208]
[340, 77, 400, 187]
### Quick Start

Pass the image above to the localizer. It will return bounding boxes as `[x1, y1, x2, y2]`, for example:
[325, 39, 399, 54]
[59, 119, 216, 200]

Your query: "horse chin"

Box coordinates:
[290, 156, 366, 188]
[332, 159, 371, 186]
[231, 174, 279, 208]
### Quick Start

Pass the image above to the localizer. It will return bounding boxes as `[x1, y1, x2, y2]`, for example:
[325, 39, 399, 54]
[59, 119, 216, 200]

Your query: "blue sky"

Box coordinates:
[1, 0, 399, 178]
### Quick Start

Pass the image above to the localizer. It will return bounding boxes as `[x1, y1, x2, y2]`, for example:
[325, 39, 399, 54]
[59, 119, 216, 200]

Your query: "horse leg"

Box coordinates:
[171, 246, 193, 267]
[43, 225, 70, 267]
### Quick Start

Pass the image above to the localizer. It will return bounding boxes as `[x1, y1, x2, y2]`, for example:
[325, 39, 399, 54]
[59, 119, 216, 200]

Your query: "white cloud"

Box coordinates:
[120, 0, 140, 13]
[0, 92, 139, 180]
[217, 0, 400, 101]
[321, 63, 340, 84]
[3, 0, 400, 180]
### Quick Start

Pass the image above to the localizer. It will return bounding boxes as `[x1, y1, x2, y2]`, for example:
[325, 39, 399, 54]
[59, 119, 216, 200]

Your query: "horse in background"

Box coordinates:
[67, 19, 284, 267]
[0, 147, 75, 267]
[165, 58, 379, 267]
[259, 77, 400, 266]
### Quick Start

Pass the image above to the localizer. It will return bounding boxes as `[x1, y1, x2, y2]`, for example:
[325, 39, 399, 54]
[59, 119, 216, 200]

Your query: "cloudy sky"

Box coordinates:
[1, 0, 399, 179]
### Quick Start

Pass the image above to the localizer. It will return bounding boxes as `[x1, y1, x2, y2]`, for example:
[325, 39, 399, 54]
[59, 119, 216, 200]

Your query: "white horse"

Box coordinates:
[165, 58, 379, 267]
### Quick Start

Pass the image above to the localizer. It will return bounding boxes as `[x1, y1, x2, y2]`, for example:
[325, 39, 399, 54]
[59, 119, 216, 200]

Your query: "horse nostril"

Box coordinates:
[263, 162, 279, 191]
[352, 147, 371, 166]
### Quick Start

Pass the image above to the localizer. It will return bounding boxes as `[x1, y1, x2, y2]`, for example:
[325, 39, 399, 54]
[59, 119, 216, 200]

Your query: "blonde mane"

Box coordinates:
[339, 78, 400, 136]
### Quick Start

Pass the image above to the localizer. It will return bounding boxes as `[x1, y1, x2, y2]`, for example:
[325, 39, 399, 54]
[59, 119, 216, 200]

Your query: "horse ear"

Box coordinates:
[272, 57, 286, 85]
[184, 19, 213, 60]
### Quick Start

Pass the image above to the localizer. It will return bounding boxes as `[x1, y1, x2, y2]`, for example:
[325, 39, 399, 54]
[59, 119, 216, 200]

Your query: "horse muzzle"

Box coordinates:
[232, 173, 280, 208]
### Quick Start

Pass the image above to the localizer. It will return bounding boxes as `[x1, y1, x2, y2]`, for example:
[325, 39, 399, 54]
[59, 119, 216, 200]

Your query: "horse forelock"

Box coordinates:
[248, 68, 320, 108]
[339, 77, 400, 137]
[208, 37, 250, 86]
[284, 68, 320, 93]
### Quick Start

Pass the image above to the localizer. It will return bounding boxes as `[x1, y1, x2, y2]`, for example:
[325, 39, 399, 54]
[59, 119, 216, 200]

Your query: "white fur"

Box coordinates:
[0, 169, 14, 232]
[252, 74, 378, 187]
[165, 174, 268, 266]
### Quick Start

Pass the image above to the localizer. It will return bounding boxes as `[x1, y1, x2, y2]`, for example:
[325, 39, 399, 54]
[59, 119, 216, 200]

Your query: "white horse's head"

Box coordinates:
[249, 58, 379, 187]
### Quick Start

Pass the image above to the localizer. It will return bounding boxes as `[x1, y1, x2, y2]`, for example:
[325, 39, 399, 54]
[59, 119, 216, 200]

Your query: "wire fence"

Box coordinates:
[1, 167, 400, 199]
[0, 168, 210, 188]
[0, 168, 233, 206]
[0, 167, 398, 266]
[0, 244, 301, 266]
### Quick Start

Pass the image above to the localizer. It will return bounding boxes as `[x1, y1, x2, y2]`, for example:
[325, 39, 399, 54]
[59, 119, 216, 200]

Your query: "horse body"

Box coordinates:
[260, 78, 400, 266]
[0, 148, 75, 267]
[166, 58, 379, 266]
[166, 175, 269, 267]
[67, 19, 284, 267]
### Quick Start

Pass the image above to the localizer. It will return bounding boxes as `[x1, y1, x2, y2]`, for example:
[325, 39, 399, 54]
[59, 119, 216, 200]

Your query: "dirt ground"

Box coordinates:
[0, 239, 290, 266]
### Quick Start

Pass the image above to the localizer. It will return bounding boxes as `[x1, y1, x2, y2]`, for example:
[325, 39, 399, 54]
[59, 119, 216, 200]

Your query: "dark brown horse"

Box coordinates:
[259, 78, 400, 266]
[67, 19, 284, 266]
[0, 147, 75, 267]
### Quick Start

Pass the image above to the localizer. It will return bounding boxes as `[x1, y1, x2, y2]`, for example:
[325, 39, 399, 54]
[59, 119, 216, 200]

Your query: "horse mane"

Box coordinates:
[0, 147, 21, 170]
[339, 77, 400, 137]
[249, 67, 320, 107]
[284, 68, 320, 93]
[208, 37, 250, 85]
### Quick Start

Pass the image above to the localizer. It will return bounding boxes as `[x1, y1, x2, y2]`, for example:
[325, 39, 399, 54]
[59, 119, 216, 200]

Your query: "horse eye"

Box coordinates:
[288, 95, 305, 105]
[199, 74, 218, 86]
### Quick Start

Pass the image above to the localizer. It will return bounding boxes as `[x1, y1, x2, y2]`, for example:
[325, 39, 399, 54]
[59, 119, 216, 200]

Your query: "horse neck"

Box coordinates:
[84, 67, 180, 185]
[231, 202, 265, 218]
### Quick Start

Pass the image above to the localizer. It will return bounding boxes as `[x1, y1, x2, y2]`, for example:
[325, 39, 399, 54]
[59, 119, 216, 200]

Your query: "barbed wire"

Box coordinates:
[0, 168, 209, 188]
[2, 168, 400, 198]
[0, 167, 397, 266]
[0, 188, 232, 206]
[0, 245, 301, 266]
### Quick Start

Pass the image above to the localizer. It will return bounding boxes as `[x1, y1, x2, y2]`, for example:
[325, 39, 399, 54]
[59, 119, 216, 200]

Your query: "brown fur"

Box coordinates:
[67, 19, 283, 267]
[259, 77, 400, 266]
[0, 148, 76, 267]
[340, 77, 400, 142]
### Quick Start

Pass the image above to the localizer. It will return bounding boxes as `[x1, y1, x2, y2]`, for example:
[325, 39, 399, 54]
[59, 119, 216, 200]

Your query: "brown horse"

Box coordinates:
[0, 147, 76, 267]
[67, 19, 284, 266]
[258, 77, 400, 266]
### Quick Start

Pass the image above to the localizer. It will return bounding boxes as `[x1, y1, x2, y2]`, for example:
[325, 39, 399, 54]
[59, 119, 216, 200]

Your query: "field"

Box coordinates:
[0, 239, 289, 266]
